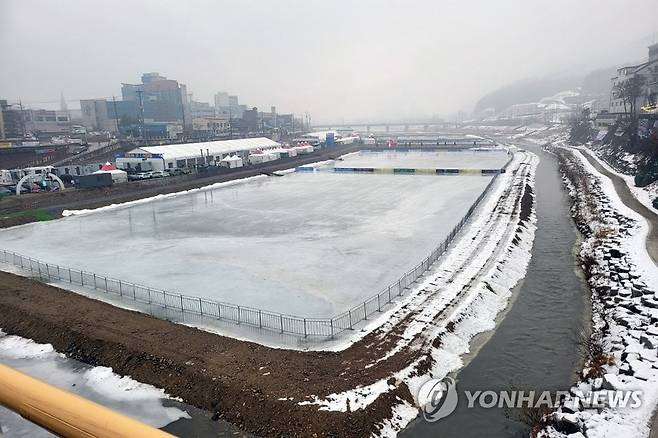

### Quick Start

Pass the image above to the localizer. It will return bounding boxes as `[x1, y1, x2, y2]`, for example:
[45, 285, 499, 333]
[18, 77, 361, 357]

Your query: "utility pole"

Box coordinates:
[229, 109, 233, 139]
[136, 89, 145, 143]
[18, 99, 27, 139]
[180, 99, 187, 142]
[111, 96, 119, 135]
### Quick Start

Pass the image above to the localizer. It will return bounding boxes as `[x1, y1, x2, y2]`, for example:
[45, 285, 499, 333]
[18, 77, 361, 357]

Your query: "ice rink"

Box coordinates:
[1, 151, 506, 317]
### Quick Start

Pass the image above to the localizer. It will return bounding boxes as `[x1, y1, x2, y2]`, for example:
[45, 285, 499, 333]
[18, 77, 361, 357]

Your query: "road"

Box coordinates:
[579, 148, 658, 265]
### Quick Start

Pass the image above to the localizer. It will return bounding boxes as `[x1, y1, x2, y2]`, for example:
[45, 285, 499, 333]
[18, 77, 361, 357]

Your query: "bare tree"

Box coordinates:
[612, 75, 647, 147]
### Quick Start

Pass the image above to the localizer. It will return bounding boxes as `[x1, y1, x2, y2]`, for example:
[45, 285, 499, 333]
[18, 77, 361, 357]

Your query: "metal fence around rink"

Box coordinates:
[0, 154, 513, 340]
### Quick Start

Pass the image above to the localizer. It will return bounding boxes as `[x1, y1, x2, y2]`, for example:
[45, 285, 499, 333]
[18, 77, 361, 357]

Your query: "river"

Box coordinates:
[400, 143, 590, 437]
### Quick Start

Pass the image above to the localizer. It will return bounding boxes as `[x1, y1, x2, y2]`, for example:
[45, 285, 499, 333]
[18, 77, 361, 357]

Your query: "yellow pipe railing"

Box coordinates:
[0, 363, 175, 438]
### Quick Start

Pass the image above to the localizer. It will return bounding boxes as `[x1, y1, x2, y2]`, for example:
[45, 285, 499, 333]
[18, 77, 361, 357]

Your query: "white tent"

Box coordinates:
[248, 153, 277, 165]
[293, 144, 314, 154]
[220, 155, 243, 169]
[93, 162, 128, 183]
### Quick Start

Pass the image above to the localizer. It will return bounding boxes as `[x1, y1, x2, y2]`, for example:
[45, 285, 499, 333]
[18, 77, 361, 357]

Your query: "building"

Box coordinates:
[189, 100, 215, 119]
[214, 91, 246, 118]
[121, 72, 191, 130]
[23, 109, 71, 134]
[593, 111, 618, 129]
[499, 103, 542, 119]
[80, 99, 112, 132]
[191, 116, 230, 135]
[115, 137, 280, 172]
[277, 113, 295, 132]
[112, 100, 140, 126]
[0, 100, 25, 139]
[242, 107, 260, 133]
[609, 44, 658, 116]
[80, 99, 139, 132]
[120, 122, 183, 140]
[214, 91, 229, 108]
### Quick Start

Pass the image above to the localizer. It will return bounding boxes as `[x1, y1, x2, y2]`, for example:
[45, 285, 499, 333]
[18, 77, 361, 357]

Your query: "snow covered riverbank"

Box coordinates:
[294, 151, 539, 435]
[539, 147, 658, 438]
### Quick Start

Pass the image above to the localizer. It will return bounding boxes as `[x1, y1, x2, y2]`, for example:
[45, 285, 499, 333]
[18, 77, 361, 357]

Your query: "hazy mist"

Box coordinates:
[1, 0, 657, 122]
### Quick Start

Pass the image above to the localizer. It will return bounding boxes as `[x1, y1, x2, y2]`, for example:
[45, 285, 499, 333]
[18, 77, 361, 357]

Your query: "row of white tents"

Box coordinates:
[246, 144, 315, 166]
[116, 137, 317, 172]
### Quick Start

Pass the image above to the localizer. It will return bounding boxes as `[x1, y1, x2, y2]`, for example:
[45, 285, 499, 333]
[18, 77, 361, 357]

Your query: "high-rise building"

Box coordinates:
[141, 72, 167, 84]
[121, 72, 191, 130]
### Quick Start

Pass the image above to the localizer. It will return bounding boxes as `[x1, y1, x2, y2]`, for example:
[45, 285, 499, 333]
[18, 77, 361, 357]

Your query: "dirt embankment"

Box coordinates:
[0, 144, 360, 229]
[0, 271, 421, 437]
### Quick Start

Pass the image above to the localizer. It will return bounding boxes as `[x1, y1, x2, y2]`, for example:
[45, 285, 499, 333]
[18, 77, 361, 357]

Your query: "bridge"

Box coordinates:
[311, 120, 463, 134]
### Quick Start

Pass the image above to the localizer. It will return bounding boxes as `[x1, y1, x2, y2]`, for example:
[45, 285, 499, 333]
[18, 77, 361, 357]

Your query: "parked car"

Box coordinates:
[165, 168, 191, 176]
[150, 171, 168, 178]
[129, 172, 151, 181]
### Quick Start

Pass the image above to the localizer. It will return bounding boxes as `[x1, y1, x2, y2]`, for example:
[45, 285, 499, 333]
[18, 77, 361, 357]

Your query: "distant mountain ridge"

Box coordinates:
[474, 65, 618, 115]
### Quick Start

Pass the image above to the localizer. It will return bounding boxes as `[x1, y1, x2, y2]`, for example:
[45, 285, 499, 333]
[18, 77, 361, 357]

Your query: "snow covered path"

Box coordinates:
[577, 147, 658, 265]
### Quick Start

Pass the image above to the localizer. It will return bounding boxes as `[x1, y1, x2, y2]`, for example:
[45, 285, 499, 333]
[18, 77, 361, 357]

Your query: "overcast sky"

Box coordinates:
[1, 0, 657, 122]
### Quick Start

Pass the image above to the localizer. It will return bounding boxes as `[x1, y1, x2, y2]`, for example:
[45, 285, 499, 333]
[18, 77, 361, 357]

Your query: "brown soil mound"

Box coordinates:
[0, 271, 418, 437]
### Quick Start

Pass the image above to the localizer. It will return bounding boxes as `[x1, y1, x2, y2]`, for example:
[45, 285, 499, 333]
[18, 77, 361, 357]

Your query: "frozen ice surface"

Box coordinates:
[0, 330, 188, 437]
[329, 149, 510, 169]
[1, 155, 497, 318]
